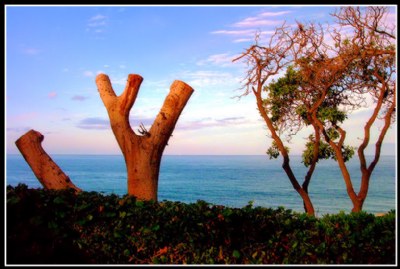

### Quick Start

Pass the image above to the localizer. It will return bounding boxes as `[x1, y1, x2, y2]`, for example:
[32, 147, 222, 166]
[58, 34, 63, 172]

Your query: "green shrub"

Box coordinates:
[6, 184, 395, 264]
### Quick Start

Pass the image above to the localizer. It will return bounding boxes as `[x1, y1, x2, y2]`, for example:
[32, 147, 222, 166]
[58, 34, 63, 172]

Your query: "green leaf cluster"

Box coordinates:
[266, 141, 290, 160]
[302, 135, 355, 167]
[264, 66, 301, 124]
[265, 66, 348, 127]
[7, 185, 395, 264]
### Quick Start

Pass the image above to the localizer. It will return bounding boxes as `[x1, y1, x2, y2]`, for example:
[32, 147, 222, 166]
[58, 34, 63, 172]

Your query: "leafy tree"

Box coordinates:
[233, 26, 318, 216]
[234, 6, 395, 214]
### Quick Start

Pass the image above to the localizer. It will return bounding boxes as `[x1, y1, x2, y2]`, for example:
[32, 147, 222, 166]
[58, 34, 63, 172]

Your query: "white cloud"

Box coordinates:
[86, 14, 107, 34]
[177, 117, 249, 131]
[233, 38, 253, 43]
[211, 29, 258, 36]
[259, 11, 292, 17]
[227, 10, 290, 29]
[196, 53, 240, 67]
[83, 71, 94, 77]
[88, 20, 106, 28]
[233, 17, 283, 28]
[179, 70, 239, 88]
[212, 29, 275, 39]
[89, 14, 107, 21]
[211, 9, 289, 44]
[22, 47, 40, 55]
[110, 76, 127, 86]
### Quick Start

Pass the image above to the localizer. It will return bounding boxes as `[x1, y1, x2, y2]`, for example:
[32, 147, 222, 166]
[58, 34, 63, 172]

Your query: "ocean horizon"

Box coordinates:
[6, 154, 396, 217]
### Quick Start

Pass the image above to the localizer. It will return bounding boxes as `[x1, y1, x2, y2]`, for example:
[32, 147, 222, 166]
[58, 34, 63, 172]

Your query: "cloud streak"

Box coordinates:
[83, 71, 94, 77]
[22, 47, 40, 55]
[211, 29, 257, 36]
[7, 127, 32, 133]
[177, 117, 248, 131]
[77, 117, 109, 130]
[77, 116, 156, 131]
[48, 92, 57, 99]
[259, 11, 292, 17]
[86, 14, 108, 33]
[179, 70, 238, 88]
[211, 9, 291, 43]
[76, 116, 250, 132]
[233, 17, 283, 28]
[196, 53, 240, 67]
[71, 95, 89, 101]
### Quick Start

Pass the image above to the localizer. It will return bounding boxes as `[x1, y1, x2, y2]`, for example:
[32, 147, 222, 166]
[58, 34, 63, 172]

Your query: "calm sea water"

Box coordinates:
[6, 154, 396, 216]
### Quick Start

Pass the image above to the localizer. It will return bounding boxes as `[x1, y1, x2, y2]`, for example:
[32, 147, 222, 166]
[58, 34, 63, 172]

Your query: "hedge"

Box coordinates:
[6, 184, 395, 264]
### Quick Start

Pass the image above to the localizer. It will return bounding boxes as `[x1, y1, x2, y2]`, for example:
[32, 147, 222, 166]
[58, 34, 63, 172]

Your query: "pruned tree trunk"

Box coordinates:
[96, 73, 194, 201]
[15, 129, 81, 192]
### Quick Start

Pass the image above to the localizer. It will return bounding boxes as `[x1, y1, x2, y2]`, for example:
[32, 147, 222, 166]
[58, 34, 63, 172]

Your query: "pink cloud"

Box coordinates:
[48, 92, 57, 99]
[177, 117, 247, 131]
[8, 112, 38, 122]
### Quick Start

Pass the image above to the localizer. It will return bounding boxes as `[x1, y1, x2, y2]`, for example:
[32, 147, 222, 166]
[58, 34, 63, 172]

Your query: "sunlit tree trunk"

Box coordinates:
[354, 84, 396, 212]
[96, 74, 194, 201]
[255, 87, 315, 216]
[15, 129, 81, 192]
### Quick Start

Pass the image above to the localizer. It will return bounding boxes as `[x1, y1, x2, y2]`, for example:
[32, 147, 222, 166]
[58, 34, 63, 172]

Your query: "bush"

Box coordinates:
[6, 184, 396, 264]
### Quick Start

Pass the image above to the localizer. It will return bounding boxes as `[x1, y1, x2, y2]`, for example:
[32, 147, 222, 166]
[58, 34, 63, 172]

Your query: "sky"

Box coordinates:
[5, 5, 397, 156]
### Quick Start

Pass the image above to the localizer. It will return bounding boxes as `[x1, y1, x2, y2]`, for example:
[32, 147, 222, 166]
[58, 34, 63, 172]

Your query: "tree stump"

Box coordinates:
[96, 74, 194, 201]
[15, 129, 81, 192]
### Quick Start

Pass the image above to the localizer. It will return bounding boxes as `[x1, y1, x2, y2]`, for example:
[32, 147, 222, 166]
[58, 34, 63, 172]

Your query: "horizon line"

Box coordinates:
[5, 153, 397, 157]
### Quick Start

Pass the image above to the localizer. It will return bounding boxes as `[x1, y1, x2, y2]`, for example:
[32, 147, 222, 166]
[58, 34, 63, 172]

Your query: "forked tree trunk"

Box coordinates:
[96, 74, 194, 201]
[15, 129, 81, 192]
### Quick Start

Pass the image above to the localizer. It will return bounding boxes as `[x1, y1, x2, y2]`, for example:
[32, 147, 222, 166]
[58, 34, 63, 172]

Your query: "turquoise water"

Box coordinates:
[6, 154, 396, 216]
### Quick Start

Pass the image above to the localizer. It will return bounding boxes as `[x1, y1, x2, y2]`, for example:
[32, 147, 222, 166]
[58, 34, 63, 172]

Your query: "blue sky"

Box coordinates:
[5, 5, 397, 155]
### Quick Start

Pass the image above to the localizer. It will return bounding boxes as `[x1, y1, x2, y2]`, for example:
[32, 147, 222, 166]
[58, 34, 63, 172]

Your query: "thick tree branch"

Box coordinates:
[15, 129, 81, 192]
[149, 80, 194, 148]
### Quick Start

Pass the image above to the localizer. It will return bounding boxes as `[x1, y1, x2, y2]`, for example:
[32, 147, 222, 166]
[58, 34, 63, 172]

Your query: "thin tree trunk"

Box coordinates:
[302, 123, 320, 212]
[96, 74, 194, 201]
[355, 85, 396, 212]
[255, 88, 315, 216]
[15, 129, 81, 192]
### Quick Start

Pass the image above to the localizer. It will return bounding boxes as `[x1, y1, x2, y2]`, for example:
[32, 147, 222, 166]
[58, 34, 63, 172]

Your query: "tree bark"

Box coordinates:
[96, 73, 194, 201]
[254, 85, 315, 216]
[15, 129, 81, 192]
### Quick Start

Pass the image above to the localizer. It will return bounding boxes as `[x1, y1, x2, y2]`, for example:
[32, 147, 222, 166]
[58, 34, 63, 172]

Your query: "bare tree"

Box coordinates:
[15, 74, 194, 202]
[96, 74, 194, 201]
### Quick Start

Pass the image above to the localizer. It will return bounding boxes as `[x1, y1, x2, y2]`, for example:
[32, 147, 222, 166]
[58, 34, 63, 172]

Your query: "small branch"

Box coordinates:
[138, 123, 150, 137]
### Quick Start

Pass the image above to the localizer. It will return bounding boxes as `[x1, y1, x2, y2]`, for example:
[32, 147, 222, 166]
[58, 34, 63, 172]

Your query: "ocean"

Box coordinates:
[6, 154, 396, 216]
